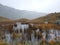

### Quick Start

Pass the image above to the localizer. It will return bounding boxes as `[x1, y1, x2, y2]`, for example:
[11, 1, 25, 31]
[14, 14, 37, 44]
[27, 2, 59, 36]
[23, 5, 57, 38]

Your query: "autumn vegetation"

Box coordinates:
[0, 12, 60, 45]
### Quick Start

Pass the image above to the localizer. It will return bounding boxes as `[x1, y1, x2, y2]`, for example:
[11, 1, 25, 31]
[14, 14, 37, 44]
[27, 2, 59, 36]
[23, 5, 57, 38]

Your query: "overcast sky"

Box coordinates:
[0, 0, 60, 13]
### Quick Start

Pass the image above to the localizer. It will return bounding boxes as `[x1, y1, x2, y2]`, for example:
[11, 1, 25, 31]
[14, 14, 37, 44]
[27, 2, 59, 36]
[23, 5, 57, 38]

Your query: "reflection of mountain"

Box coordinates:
[0, 4, 46, 20]
[30, 12, 60, 24]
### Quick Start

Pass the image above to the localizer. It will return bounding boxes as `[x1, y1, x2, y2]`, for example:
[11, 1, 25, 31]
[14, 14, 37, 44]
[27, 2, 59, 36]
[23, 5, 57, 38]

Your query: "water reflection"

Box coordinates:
[0, 22, 60, 45]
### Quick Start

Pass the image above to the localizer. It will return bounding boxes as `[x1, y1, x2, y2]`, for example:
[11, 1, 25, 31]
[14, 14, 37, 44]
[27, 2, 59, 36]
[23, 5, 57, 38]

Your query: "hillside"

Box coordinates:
[30, 12, 60, 24]
[0, 16, 13, 22]
[15, 18, 30, 23]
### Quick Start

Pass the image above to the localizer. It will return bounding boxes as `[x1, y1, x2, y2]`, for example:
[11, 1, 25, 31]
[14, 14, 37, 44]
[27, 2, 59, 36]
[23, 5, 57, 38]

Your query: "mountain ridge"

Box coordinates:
[0, 4, 46, 20]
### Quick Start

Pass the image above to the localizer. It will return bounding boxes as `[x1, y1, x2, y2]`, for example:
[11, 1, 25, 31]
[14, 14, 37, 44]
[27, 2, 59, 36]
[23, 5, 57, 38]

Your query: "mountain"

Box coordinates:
[0, 4, 46, 20]
[30, 12, 60, 24]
